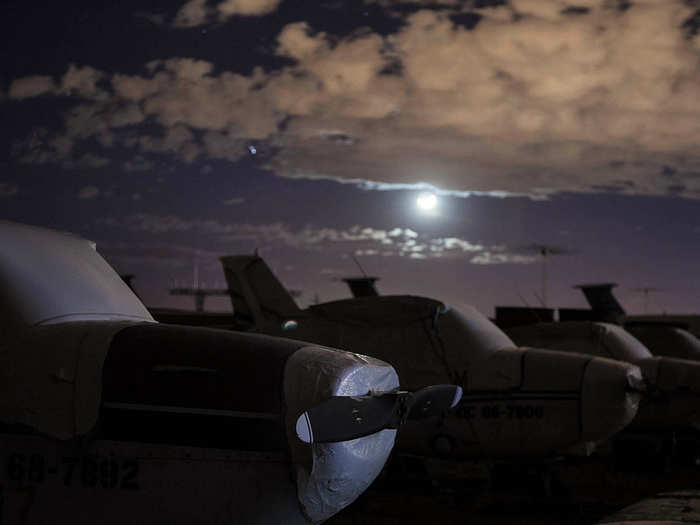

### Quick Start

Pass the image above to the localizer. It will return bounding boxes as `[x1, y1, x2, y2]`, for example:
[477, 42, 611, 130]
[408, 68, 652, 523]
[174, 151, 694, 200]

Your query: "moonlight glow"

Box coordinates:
[416, 192, 438, 212]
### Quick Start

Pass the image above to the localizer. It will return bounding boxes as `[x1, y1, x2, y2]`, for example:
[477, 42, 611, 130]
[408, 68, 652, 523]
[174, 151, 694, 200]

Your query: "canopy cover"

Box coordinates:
[0, 220, 153, 332]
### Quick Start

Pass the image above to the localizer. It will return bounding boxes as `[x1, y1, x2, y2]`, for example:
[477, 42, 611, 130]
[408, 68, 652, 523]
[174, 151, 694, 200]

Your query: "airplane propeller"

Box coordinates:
[295, 384, 463, 444]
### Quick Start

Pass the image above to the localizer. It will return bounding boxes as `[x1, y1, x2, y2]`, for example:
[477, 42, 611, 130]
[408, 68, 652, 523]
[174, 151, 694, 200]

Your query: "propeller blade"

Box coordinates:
[407, 384, 463, 420]
[295, 384, 462, 444]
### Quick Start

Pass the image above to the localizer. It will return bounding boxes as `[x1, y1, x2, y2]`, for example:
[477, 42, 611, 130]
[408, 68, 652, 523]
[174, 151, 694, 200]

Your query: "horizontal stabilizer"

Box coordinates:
[296, 384, 462, 444]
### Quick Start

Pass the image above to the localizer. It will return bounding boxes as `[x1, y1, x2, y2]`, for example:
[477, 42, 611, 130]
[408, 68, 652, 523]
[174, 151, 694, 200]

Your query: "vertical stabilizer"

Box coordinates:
[342, 277, 380, 298]
[575, 283, 626, 316]
[219, 255, 301, 326]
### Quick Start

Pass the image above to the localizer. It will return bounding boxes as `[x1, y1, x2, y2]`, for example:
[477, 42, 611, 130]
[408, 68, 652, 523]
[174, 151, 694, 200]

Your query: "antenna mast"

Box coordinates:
[519, 243, 578, 308]
[351, 254, 368, 278]
[633, 286, 664, 314]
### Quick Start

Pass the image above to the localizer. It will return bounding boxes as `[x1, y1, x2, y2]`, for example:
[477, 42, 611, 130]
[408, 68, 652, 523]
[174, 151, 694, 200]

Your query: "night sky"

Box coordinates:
[2, 0, 700, 317]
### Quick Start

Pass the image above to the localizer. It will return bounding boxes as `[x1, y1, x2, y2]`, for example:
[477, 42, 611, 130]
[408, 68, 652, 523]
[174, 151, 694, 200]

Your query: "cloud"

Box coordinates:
[15, 101, 135, 167]
[202, 130, 249, 162]
[123, 156, 154, 172]
[60, 65, 106, 100]
[13, 124, 112, 169]
[77, 185, 100, 199]
[18, 58, 278, 165]
[217, 0, 281, 17]
[9, 1, 700, 198]
[67, 153, 110, 169]
[173, 0, 281, 27]
[138, 124, 202, 162]
[104, 213, 535, 263]
[470, 251, 539, 265]
[98, 240, 224, 269]
[261, 2, 700, 198]
[276, 22, 329, 60]
[173, 0, 211, 27]
[114, 58, 276, 163]
[8, 76, 56, 99]
[367, 0, 466, 6]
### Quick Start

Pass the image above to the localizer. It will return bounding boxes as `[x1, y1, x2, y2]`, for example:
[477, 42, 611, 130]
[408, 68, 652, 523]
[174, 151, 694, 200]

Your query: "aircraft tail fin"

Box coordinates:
[342, 277, 380, 298]
[219, 255, 301, 326]
[575, 283, 626, 317]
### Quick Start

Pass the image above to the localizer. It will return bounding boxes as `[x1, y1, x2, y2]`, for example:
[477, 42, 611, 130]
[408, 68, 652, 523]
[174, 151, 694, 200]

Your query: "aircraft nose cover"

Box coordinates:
[638, 356, 700, 426]
[521, 349, 642, 446]
[581, 357, 643, 441]
[283, 346, 399, 523]
[655, 357, 700, 395]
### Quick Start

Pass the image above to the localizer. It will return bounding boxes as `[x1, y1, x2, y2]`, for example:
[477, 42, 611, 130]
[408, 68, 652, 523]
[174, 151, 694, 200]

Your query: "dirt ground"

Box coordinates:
[326, 455, 700, 525]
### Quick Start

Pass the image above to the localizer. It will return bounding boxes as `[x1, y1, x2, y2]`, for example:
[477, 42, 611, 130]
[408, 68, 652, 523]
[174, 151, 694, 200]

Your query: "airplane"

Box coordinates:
[0, 221, 461, 525]
[624, 322, 700, 361]
[154, 254, 648, 463]
[571, 283, 700, 361]
[505, 320, 700, 466]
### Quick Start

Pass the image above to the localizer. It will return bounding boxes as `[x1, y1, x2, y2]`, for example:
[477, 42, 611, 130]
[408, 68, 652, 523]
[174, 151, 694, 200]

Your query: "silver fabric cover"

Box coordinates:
[627, 324, 700, 361]
[0, 221, 153, 333]
[284, 346, 399, 523]
[507, 322, 651, 362]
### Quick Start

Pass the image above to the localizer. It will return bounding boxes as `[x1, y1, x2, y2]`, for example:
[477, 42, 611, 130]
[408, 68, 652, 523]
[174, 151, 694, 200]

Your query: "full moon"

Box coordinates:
[416, 192, 438, 212]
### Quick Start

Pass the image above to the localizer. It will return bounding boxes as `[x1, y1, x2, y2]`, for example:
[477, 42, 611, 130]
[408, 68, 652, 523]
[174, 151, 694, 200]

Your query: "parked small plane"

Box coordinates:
[173, 255, 647, 462]
[505, 321, 700, 435]
[573, 283, 700, 361]
[625, 323, 700, 361]
[0, 221, 460, 525]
